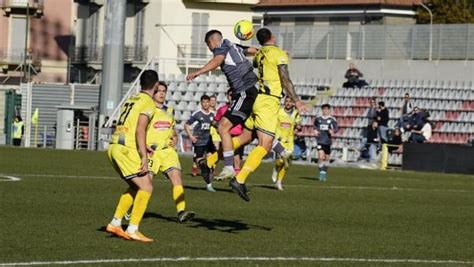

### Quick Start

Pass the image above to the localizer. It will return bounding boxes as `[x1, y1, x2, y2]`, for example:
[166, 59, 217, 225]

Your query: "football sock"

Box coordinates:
[324, 160, 330, 172]
[277, 165, 286, 182]
[232, 137, 241, 150]
[272, 140, 286, 156]
[318, 163, 325, 173]
[172, 185, 185, 213]
[129, 190, 151, 227]
[199, 161, 212, 184]
[236, 146, 267, 184]
[223, 151, 234, 168]
[207, 152, 219, 168]
[112, 190, 135, 225]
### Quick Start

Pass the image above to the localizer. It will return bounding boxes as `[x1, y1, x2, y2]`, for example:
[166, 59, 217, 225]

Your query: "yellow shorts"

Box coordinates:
[107, 143, 142, 179]
[244, 94, 280, 136]
[210, 127, 221, 142]
[148, 147, 181, 175]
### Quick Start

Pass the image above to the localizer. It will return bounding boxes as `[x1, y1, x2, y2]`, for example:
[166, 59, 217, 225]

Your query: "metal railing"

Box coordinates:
[0, 0, 44, 8]
[0, 49, 41, 65]
[260, 24, 474, 61]
[71, 46, 148, 64]
[177, 44, 212, 59]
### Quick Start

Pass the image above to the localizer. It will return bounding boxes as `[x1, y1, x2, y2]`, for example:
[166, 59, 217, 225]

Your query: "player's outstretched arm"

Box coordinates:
[245, 46, 259, 56]
[136, 114, 150, 174]
[186, 55, 225, 81]
[278, 64, 309, 113]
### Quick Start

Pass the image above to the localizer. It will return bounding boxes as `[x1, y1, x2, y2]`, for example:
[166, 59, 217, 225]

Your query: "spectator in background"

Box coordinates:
[343, 63, 367, 88]
[401, 93, 414, 116]
[410, 114, 432, 143]
[376, 101, 389, 142]
[387, 128, 403, 153]
[12, 115, 24, 146]
[367, 97, 378, 126]
[366, 120, 379, 162]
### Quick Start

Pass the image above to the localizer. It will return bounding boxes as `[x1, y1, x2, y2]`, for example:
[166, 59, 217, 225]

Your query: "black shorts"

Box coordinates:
[193, 139, 217, 159]
[224, 86, 258, 126]
[317, 144, 331, 155]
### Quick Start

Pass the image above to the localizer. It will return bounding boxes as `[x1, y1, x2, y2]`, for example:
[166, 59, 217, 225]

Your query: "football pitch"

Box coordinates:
[0, 147, 473, 266]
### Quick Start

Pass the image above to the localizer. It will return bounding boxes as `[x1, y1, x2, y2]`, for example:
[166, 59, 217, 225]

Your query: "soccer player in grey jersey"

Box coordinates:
[314, 104, 339, 181]
[184, 95, 217, 192]
[186, 29, 259, 180]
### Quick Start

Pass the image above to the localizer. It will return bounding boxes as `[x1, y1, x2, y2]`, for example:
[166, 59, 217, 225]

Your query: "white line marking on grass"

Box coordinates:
[3, 173, 473, 193]
[0, 175, 21, 182]
[0, 256, 472, 266]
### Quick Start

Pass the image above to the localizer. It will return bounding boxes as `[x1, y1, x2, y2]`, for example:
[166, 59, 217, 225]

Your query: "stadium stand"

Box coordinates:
[160, 73, 473, 166]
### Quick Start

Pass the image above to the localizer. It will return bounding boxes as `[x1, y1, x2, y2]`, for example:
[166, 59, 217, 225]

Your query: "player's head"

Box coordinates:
[378, 101, 385, 109]
[256, 28, 276, 45]
[209, 94, 217, 110]
[404, 93, 410, 101]
[205, 30, 223, 51]
[370, 97, 376, 107]
[284, 96, 294, 110]
[200, 94, 210, 111]
[349, 62, 355, 69]
[321, 104, 331, 116]
[14, 115, 22, 122]
[153, 81, 167, 105]
[140, 70, 159, 94]
[371, 120, 378, 128]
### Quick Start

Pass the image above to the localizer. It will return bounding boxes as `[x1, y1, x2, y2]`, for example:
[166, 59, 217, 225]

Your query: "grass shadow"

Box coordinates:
[299, 176, 319, 181]
[184, 185, 234, 193]
[144, 212, 272, 234]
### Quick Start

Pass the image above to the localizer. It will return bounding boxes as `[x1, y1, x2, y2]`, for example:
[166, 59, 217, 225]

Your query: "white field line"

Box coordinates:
[1, 173, 473, 194]
[0, 175, 21, 182]
[0, 256, 473, 266]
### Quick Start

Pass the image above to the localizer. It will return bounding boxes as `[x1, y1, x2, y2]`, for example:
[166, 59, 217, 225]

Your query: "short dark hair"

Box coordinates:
[140, 70, 159, 90]
[226, 88, 232, 95]
[322, 104, 331, 109]
[205, 30, 222, 43]
[256, 28, 272, 45]
[158, 81, 168, 91]
[201, 95, 211, 101]
[378, 101, 385, 107]
[404, 93, 410, 96]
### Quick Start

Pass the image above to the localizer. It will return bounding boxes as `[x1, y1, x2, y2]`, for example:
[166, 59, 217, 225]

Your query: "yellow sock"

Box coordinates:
[207, 152, 219, 168]
[172, 185, 185, 212]
[129, 190, 151, 226]
[113, 190, 135, 219]
[232, 137, 241, 150]
[236, 146, 267, 184]
[277, 166, 286, 182]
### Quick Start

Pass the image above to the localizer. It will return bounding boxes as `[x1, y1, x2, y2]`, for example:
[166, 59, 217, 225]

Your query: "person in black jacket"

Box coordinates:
[376, 101, 389, 142]
[387, 128, 403, 153]
[366, 120, 379, 162]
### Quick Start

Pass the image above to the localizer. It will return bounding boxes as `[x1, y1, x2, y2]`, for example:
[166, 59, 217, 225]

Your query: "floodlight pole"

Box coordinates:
[419, 1, 433, 61]
[100, 0, 126, 118]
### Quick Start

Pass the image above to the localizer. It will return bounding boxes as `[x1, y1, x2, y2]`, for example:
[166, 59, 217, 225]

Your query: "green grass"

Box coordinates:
[0, 146, 473, 266]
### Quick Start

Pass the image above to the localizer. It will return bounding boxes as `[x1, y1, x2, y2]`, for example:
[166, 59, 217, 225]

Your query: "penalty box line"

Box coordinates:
[0, 256, 473, 266]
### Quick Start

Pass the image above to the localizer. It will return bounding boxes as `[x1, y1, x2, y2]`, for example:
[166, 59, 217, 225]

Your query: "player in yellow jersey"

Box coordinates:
[228, 28, 309, 201]
[146, 81, 195, 223]
[105, 70, 158, 242]
[271, 97, 301, 191]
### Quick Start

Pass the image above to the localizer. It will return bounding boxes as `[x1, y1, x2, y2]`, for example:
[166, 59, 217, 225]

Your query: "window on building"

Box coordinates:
[191, 12, 209, 58]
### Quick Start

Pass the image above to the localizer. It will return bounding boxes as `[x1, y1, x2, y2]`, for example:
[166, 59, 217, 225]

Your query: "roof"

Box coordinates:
[255, 0, 420, 8]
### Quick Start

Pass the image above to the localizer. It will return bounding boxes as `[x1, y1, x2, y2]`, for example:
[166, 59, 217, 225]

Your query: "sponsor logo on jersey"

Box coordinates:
[280, 122, 291, 129]
[153, 121, 171, 129]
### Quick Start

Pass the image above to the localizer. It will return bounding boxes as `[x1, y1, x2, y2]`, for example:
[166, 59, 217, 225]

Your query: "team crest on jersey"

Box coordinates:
[153, 121, 171, 130]
[327, 119, 331, 124]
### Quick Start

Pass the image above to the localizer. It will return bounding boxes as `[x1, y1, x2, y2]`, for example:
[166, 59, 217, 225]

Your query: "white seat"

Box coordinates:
[197, 83, 208, 92]
[208, 83, 217, 93]
[172, 92, 182, 101]
[178, 82, 188, 92]
[194, 92, 203, 101]
[183, 92, 193, 101]
[176, 101, 187, 111]
[187, 101, 198, 111]
[187, 83, 198, 92]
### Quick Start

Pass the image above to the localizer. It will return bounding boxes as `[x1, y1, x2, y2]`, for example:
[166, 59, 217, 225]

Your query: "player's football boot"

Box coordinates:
[271, 167, 278, 183]
[319, 171, 327, 182]
[215, 167, 235, 181]
[126, 231, 153, 242]
[229, 178, 250, 202]
[106, 224, 131, 240]
[275, 181, 284, 191]
[177, 210, 195, 223]
[206, 183, 216, 192]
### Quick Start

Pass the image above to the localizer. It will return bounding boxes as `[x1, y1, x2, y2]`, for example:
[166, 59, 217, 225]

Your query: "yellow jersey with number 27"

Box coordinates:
[111, 92, 155, 149]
